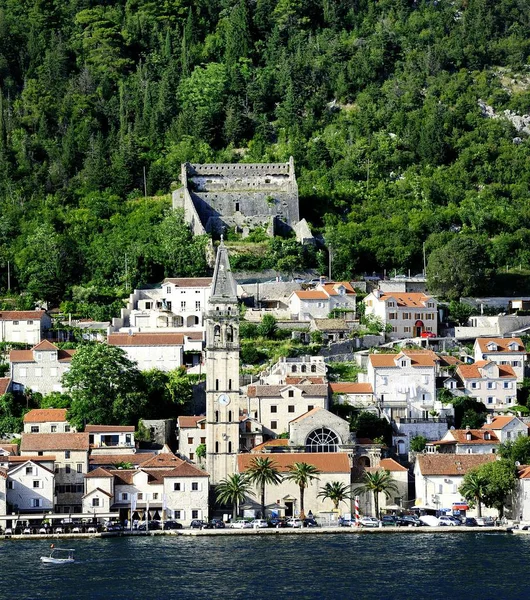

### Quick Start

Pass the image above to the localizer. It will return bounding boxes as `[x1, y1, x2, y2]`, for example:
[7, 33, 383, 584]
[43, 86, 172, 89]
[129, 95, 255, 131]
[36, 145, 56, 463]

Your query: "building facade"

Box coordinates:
[0, 310, 51, 345]
[474, 337, 526, 383]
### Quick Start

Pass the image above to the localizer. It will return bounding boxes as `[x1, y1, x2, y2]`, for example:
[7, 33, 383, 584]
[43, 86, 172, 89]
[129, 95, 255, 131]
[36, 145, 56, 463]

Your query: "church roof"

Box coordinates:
[210, 241, 238, 302]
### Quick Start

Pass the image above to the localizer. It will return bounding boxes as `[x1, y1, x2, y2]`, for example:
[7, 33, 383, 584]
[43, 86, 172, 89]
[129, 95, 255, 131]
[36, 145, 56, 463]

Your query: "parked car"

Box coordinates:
[360, 516, 380, 528]
[250, 519, 269, 529]
[476, 517, 495, 527]
[338, 517, 355, 527]
[105, 521, 125, 532]
[303, 518, 320, 528]
[286, 518, 303, 528]
[400, 515, 421, 527]
[230, 519, 252, 529]
[381, 515, 400, 527]
[438, 515, 461, 527]
[209, 519, 226, 529]
[464, 518, 478, 527]
[419, 515, 440, 527]
[163, 520, 183, 530]
[190, 520, 208, 529]
[421, 331, 436, 338]
[268, 518, 288, 528]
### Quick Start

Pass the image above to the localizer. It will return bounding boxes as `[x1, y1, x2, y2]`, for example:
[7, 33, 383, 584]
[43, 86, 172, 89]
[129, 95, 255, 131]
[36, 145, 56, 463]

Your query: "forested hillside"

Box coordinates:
[0, 0, 529, 309]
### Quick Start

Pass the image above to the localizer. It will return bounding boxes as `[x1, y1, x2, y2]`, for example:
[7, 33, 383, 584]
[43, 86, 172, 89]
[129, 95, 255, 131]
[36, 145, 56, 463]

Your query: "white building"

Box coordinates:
[481, 415, 529, 442]
[456, 361, 517, 410]
[0, 467, 6, 517]
[363, 291, 438, 339]
[288, 282, 356, 321]
[0, 310, 51, 345]
[177, 416, 206, 462]
[329, 382, 376, 412]
[261, 356, 327, 385]
[426, 427, 500, 454]
[6, 457, 55, 513]
[10, 340, 75, 395]
[23, 409, 74, 434]
[414, 454, 497, 517]
[474, 337, 526, 383]
[359, 458, 409, 516]
[85, 425, 135, 454]
[107, 331, 203, 371]
[110, 278, 212, 333]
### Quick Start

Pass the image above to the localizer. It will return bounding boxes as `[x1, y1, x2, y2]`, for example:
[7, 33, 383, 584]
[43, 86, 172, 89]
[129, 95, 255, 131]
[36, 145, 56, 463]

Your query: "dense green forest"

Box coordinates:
[0, 0, 529, 309]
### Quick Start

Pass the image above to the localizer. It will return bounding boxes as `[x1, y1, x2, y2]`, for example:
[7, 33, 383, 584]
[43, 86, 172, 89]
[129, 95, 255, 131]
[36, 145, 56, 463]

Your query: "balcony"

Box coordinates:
[396, 418, 448, 424]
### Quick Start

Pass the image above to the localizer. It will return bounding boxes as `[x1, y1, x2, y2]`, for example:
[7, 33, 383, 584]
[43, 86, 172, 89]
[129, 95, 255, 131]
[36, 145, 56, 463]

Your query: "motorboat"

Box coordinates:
[40, 546, 75, 564]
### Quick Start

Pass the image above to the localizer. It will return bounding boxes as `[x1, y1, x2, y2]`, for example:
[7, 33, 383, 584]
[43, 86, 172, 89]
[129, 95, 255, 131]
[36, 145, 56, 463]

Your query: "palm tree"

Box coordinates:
[246, 457, 282, 518]
[318, 481, 351, 513]
[459, 470, 487, 517]
[353, 470, 399, 519]
[284, 462, 321, 519]
[216, 474, 253, 520]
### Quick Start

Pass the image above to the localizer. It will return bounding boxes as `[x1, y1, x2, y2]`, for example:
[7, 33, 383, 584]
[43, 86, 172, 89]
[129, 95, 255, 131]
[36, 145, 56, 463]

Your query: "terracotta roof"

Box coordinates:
[366, 458, 408, 473]
[32, 340, 58, 351]
[0, 443, 18, 456]
[518, 465, 530, 479]
[89, 453, 155, 466]
[85, 467, 114, 478]
[238, 452, 350, 474]
[0, 467, 7, 479]
[369, 350, 438, 368]
[9, 458, 55, 475]
[8, 455, 55, 463]
[85, 425, 135, 433]
[110, 469, 135, 485]
[437, 355, 463, 367]
[417, 454, 496, 476]
[0, 378, 10, 396]
[293, 290, 328, 300]
[481, 416, 520, 430]
[320, 282, 356, 296]
[312, 318, 349, 331]
[23, 408, 68, 423]
[85, 486, 113, 498]
[0, 310, 46, 321]
[251, 439, 290, 453]
[9, 348, 75, 363]
[373, 292, 433, 307]
[247, 384, 328, 398]
[285, 377, 325, 385]
[108, 333, 185, 346]
[289, 407, 323, 424]
[177, 416, 206, 429]
[330, 382, 373, 394]
[162, 277, 212, 288]
[476, 337, 525, 353]
[21, 432, 89, 452]
[140, 452, 183, 469]
[450, 429, 499, 444]
[457, 362, 516, 380]
[146, 462, 208, 480]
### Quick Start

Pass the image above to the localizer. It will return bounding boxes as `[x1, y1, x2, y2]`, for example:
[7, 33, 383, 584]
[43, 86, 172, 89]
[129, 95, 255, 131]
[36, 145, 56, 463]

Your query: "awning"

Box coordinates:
[452, 503, 469, 510]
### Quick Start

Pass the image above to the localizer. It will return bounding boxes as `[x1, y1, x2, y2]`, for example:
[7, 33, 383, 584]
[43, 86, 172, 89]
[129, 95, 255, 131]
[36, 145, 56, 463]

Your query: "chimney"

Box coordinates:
[374, 289, 382, 299]
[486, 414, 493, 425]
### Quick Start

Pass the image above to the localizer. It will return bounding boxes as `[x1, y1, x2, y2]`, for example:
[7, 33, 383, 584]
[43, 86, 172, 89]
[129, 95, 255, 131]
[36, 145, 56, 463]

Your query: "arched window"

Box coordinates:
[301, 365, 307, 373]
[311, 365, 316, 373]
[305, 428, 340, 453]
[292, 365, 297, 373]
[214, 325, 221, 342]
[226, 325, 233, 342]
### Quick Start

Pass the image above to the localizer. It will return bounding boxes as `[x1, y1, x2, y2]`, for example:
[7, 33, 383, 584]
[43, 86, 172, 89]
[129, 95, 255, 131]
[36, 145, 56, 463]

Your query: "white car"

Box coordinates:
[250, 519, 269, 529]
[438, 516, 460, 527]
[360, 516, 380, 528]
[286, 518, 303, 528]
[230, 520, 252, 529]
[419, 515, 440, 527]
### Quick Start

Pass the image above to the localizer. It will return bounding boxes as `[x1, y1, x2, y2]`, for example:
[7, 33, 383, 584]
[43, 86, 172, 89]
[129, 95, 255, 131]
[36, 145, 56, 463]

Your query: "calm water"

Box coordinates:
[0, 532, 529, 600]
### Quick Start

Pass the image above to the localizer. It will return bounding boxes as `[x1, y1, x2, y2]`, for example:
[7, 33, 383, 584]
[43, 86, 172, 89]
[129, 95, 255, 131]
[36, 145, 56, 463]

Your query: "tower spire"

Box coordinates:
[210, 240, 237, 303]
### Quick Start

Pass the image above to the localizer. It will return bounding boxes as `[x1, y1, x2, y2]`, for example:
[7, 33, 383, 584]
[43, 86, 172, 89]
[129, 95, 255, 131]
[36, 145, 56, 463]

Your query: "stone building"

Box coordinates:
[23, 409, 75, 434]
[173, 159, 311, 241]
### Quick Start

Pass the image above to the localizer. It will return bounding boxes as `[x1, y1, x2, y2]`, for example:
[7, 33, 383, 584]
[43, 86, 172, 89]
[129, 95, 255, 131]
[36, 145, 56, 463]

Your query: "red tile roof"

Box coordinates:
[476, 337, 525, 353]
[9, 348, 75, 363]
[108, 333, 185, 346]
[330, 382, 373, 394]
[366, 458, 408, 473]
[247, 384, 328, 398]
[8, 455, 55, 463]
[285, 376, 325, 385]
[178, 416, 206, 428]
[32, 340, 58, 351]
[140, 452, 183, 469]
[162, 277, 212, 288]
[0, 378, 10, 396]
[250, 439, 290, 453]
[417, 454, 495, 476]
[0, 443, 19, 456]
[21, 432, 89, 452]
[457, 362, 516, 380]
[518, 465, 530, 479]
[369, 350, 438, 368]
[0, 467, 7, 479]
[85, 467, 114, 478]
[293, 290, 328, 300]
[85, 425, 135, 433]
[289, 407, 323, 424]
[320, 282, 356, 296]
[448, 429, 499, 444]
[375, 293, 433, 307]
[481, 416, 519, 430]
[23, 408, 68, 423]
[0, 310, 47, 321]
[238, 452, 350, 474]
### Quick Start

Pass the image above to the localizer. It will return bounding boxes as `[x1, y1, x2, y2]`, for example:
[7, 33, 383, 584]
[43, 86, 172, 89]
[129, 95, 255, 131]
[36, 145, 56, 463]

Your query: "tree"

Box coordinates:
[216, 474, 253, 520]
[62, 343, 145, 429]
[195, 443, 206, 462]
[284, 462, 321, 519]
[426, 235, 492, 300]
[448, 301, 474, 326]
[450, 397, 488, 429]
[317, 481, 351, 512]
[469, 460, 517, 517]
[410, 436, 428, 452]
[246, 457, 282, 518]
[257, 314, 278, 339]
[353, 470, 399, 519]
[459, 469, 488, 518]
[499, 436, 530, 465]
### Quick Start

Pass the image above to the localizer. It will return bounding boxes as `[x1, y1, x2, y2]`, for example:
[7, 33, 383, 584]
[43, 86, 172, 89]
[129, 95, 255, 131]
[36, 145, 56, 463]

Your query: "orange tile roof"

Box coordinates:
[32, 340, 58, 351]
[108, 333, 185, 346]
[238, 452, 350, 474]
[481, 416, 519, 430]
[23, 408, 68, 423]
[457, 362, 516, 380]
[177, 416, 206, 429]
[293, 290, 328, 300]
[251, 439, 289, 453]
[162, 277, 212, 288]
[433, 429, 500, 444]
[21, 432, 89, 452]
[0, 467, 6, 479]
[437, 355, 463, 367]
[140, 452, 183, 469]
[289, 407, 324, 424]
[518, 466, 530, 479]
[85, 467, 114, 478]
[378, 458, 408, 472]
[111, 469, 135, 485]
[0, 310, 47, 321]
[320, 282, 356, 296]
[85, 425, 135, 433]
[476, 337, 525, 353]
[8, 455, 55, 463]
[285, 377, 326, 385]
[330, 382, 373, 394]
[247, 384, 328, 398]
[9, 348, 75, 363]
[417, 454, 496, 476]
[89, 453, 155, 466]
[0, 443, 18, 456]
[369, 350, 438, 368]
[0, 378, 10, 396]
[376, 293, 433, 307]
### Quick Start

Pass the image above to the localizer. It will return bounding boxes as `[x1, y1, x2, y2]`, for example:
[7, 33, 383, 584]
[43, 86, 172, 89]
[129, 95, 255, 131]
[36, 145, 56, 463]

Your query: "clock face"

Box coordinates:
[218, 394, 230, 406]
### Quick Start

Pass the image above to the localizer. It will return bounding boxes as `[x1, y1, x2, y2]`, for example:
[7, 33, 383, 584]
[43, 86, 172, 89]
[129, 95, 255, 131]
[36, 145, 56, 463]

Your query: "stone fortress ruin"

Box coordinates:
[172, 158, 313, 243]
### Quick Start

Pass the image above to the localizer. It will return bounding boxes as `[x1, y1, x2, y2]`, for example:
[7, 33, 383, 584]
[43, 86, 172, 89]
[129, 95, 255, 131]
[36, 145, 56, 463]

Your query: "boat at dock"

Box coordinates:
[40, 545, 75, 564]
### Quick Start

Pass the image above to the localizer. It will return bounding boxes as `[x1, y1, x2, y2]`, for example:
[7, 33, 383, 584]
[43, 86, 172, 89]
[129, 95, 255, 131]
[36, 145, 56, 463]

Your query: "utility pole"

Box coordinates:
[124, 255, 129, 292]
[7, 261, 10, 291]
[328, 245, 332, 281]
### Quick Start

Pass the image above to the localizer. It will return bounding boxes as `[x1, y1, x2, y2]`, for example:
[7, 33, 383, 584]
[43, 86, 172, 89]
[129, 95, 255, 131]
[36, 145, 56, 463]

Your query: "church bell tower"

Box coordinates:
[206, 240, 241, 484]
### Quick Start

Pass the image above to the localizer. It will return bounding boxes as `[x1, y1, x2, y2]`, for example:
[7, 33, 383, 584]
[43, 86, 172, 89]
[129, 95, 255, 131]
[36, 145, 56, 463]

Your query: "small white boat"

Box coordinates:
[40, 546, 75, 564]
